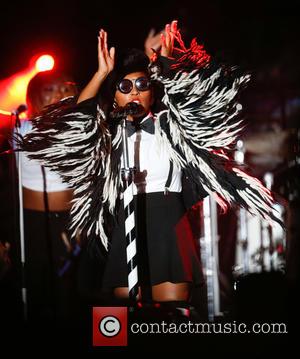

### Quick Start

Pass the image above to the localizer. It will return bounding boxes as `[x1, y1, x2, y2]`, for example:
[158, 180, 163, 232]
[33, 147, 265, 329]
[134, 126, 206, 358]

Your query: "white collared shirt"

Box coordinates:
[121, 113, 182, 194]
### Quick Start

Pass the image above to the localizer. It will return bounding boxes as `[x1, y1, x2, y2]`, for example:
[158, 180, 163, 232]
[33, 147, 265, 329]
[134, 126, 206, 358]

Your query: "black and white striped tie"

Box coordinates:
[123, 176, 138, 299]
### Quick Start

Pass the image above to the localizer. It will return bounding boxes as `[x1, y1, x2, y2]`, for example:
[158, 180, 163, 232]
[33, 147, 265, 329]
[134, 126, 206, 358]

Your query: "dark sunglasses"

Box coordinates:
[117, 77, 151, 94]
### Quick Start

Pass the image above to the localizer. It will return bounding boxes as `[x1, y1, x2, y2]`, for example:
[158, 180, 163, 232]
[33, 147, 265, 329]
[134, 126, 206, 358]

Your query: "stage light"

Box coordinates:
[35, 55, 55, 72]
[0, 53, 56, 112]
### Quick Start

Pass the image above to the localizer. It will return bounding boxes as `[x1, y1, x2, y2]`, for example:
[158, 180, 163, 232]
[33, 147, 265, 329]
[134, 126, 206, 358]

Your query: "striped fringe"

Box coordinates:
[151, 44, 281, 226]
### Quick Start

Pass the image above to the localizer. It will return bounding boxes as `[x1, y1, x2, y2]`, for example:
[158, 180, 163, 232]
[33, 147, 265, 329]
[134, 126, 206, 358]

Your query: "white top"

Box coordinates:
[121, 114, 182, 195]
[14, 120, 70, 192]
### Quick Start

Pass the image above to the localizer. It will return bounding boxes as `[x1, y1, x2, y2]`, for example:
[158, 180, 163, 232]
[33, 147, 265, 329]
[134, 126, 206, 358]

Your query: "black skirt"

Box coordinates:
[102, 192, 203, 289]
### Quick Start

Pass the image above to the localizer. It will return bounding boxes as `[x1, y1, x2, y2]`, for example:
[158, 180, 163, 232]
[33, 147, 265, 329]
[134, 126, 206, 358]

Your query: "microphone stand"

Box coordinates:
[111, 103, 142, 302]
[121, 116, 139, 301]
[13, 110, 27, 321]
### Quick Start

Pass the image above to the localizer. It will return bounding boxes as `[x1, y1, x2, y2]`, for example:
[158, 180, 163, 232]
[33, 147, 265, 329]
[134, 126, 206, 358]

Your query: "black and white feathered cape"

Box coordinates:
[19, 41, 281, 252]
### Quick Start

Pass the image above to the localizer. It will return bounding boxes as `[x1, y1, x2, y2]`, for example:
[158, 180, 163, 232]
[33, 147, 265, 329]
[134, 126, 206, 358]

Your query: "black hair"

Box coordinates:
[99, 48, 164, 117]
[108, 48, 150, 90]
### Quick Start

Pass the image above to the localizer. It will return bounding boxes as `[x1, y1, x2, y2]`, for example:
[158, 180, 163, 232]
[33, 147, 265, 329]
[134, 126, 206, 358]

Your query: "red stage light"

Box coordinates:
[35, 55, 55, 72]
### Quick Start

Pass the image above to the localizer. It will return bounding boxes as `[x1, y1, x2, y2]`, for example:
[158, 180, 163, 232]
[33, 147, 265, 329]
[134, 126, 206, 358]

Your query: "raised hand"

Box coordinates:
[161, 20, 178, 58]
[98, 29, 115, 77]
[77, 29, 115, 103]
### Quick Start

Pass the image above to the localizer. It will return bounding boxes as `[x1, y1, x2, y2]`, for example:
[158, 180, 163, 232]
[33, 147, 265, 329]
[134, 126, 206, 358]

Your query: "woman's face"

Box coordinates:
[40, 80, 77, 108]
[114, 71, 153, 120]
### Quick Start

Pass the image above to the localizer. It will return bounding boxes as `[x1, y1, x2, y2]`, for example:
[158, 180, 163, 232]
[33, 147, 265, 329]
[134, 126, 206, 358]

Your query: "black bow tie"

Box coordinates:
[126, 117, 155, 137]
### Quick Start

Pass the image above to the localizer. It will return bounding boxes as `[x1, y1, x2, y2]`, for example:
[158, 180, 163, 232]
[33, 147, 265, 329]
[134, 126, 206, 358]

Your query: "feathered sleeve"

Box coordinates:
[17, 96, 122, 250]
[150, 33, 281, 225]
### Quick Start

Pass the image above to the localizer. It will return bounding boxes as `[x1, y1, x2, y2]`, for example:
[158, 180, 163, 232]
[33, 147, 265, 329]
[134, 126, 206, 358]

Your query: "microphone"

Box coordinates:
[12, 104, 28, 116]
[110, 102, 145, 120]
[12, 104, 28, 128]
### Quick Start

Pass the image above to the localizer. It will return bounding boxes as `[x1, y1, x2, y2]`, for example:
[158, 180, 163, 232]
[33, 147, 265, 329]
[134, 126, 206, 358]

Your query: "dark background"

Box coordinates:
[0, 0, 299, 91]
[0, 0, 299, 353]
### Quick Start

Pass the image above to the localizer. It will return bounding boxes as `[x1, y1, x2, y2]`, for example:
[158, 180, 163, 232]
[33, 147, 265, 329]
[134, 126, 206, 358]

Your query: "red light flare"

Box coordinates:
[35, 54, 55, 72]
[0, 54, 55, 114]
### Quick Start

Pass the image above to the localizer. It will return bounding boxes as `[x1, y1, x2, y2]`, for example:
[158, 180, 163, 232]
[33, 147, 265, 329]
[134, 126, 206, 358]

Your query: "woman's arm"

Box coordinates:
[151, 20, 246, 153]
[16, 29, 117, 251]
[152, 21, 281, 226]
[77, 29, 115, 103]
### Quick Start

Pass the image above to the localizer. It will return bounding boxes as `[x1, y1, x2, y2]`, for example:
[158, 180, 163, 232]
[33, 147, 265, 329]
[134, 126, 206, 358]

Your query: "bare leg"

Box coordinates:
[152, 281, 190, 302]
[114, 287, 142, 299]
[114, 282, 190, 301]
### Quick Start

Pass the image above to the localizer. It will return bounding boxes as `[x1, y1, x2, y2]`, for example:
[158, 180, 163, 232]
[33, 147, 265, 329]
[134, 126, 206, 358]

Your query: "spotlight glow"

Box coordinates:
[35, 55, 55, 72]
